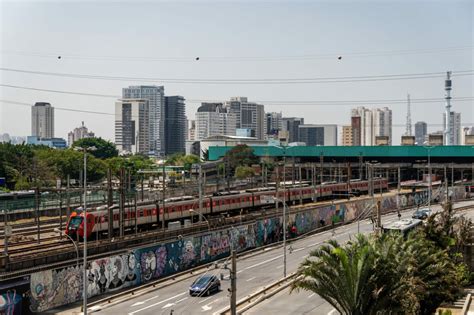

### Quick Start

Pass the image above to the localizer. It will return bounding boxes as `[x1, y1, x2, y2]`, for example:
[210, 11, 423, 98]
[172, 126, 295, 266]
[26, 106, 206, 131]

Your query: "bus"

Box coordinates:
[382, 218, 422, 237]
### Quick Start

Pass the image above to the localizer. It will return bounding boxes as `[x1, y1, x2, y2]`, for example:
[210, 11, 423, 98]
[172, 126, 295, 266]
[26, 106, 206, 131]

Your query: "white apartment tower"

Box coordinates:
[443, 111, 461, 145]
[67, 121, 95, 146]
[122, 86, 165, 156]
[115, 99, 150, 155]
[351, 107, 392, 145]
[195, 103, 237, 140]
[31, 102, 54, 138]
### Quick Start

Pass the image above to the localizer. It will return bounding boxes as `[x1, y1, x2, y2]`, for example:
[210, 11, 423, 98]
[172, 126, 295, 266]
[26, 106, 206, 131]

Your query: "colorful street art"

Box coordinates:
[0, 290, 22, 315]
[27, 188, 466, 312]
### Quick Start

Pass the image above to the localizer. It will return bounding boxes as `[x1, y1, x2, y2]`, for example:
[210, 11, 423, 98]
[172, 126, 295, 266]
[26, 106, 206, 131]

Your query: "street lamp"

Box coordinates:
[423, 145, 434, 211]
[271, 196, 287, 278]
[189, 209, 210, 231]
[54, 228, 79, 267]
[74, 145, 96, 315]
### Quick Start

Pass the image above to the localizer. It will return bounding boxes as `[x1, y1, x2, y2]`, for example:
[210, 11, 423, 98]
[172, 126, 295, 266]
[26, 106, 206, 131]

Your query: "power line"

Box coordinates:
[2, 45, 472, 62]
[1, 67, 473, 84]
[1, 83, 473, 105]
[1, 100, 471, 128]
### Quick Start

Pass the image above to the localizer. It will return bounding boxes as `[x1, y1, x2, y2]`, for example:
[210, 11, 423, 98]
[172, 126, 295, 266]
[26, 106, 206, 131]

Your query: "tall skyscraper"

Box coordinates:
[187, 119, 196, 141]
[414, 121, 428, 145]
[350, 107, 392, 145]
[298, 124, 337, 146]
[164, 96, 186, 155]
[282, 117, 304, 143]
[115, 99, 150, 155]
[67, 121, 95, 147]
[122, 86, 165, 156]
[31, 102, 54, 138]
[443, 111, 461, 145]
[265, 112, 283, 138]
[373, 107, 392, 145]
[226, 97, 266, 140]
[195, 103, 237, 140]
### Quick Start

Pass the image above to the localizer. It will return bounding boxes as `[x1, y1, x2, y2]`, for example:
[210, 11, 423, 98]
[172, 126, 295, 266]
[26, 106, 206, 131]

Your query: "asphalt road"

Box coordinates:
[91, 200, 474, 315]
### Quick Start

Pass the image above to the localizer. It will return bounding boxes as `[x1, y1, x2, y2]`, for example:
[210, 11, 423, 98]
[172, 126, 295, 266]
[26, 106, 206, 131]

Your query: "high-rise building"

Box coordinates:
[31, 102, 54, 138]
[282, 117, 304, 143]
[350, 107, 392, 145]
[115, 99, 150, 155]
[342, 125, 352, 146]
[373, 107, 392, 145]
[195, 103, 237, 140]
[187, 119, 196, 141]
[164, 96, 186, 155]
[443, 111, 461, 145]
[298, 124, 337, 146]
[265, 112, 283, 138]
[226, 97, 266, 140]
[122, 86, 165, 156]
[67, 121, 95, 147]
[414, 121, 428, 145]
[351, 116, 361, 146]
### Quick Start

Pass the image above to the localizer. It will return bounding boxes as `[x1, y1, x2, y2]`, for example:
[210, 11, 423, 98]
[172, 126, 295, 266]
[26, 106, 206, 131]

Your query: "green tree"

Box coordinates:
[223, 145, 259, 175]
[292, 233, 464, 315]
[235, 165, 255, 181]
[72, 137, 118, 159]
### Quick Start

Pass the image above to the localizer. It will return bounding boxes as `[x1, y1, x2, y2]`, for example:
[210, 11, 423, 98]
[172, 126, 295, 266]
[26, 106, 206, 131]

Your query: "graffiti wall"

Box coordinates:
[28, 188, 465, 312]
[0, 290, 22, 315]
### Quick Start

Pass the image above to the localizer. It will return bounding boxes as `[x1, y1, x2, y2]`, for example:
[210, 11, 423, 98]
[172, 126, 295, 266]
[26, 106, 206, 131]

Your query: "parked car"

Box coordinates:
[189, 275, 221, 296]
[412, 208, 432, 220]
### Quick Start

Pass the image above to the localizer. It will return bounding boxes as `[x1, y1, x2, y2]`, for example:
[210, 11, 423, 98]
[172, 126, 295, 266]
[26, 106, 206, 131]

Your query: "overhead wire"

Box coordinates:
[1, 67, 473, 84]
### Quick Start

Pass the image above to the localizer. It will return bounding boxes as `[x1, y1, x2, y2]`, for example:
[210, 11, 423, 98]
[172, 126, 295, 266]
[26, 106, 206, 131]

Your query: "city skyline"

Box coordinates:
[1, 1, 472, 144]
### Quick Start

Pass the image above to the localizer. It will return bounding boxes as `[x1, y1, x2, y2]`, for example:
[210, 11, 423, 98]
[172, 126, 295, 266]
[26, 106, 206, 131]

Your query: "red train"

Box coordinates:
[65, 179, 388, 239]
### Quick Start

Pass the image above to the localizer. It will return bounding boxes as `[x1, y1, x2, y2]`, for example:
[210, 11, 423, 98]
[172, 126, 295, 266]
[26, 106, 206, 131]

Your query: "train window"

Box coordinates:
[114, 214, 119, 220]
[213, 201, 216, 206]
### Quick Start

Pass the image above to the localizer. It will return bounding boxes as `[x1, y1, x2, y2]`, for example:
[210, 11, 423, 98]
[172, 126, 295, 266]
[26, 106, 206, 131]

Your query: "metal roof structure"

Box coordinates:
[208, 145, 474, 161]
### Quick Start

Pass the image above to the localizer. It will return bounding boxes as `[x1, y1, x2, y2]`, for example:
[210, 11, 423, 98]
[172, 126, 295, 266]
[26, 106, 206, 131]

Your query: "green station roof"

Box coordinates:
[208, 145, 474, 161]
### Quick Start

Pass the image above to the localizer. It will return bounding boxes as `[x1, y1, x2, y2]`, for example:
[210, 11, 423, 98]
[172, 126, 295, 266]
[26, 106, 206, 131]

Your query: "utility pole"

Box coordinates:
[107, 169, 113, 239]
[319, 153, 323, 199]
[66, 174, 70, 217]
[119, 167, 125, 237]
[198, 164, 203, 223]
[298, 165, 302, 204]
[35, 186, 40, 244]
[230, 250, 237, 315]
[162, 162, 166, 230]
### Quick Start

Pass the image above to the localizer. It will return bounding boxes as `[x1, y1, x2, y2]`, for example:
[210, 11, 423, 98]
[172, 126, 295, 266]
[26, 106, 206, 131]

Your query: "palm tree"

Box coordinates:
[292, 235, 392, 315]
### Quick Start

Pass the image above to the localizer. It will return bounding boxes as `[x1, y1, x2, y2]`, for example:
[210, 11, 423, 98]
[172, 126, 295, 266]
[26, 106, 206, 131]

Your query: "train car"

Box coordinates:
[66, 178, 389, 239]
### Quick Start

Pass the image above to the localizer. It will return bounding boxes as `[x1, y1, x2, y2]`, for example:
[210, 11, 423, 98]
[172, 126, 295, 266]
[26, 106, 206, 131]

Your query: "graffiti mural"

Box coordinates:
[229, 224, 256, 253]
[256, 217, 281, 246]
[30, 265, 82, 313]
[0, 290, 22, 315]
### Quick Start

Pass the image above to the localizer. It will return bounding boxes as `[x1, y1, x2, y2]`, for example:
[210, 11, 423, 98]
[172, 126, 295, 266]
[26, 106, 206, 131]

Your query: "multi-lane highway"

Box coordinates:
[65, 200, 474, 315]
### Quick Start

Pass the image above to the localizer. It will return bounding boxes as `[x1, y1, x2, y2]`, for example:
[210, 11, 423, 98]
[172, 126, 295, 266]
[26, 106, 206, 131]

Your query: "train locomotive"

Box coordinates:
[65, 178, 388, 239]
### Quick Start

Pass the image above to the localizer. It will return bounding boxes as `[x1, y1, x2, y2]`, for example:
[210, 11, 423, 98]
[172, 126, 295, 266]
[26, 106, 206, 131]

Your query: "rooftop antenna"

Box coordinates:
[405, 94, 412, 136]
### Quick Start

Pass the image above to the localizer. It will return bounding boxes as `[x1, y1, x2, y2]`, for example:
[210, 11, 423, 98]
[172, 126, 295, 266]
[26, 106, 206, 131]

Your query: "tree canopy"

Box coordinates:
[72, 137, 118, 159]
[223, 144, 259, 176]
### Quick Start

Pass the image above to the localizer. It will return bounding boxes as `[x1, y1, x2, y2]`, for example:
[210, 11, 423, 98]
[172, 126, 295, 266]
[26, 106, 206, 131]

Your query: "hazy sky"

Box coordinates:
[1, 0, 473, 144]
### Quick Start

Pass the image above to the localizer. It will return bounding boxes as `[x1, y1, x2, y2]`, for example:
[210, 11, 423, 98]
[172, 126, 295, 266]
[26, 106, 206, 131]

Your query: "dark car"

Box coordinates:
[189, 275, 221, 296]
[412, 208, 432, 220]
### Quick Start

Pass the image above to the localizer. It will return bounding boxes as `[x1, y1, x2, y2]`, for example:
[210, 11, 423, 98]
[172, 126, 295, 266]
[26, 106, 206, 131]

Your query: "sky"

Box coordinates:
[0, 0, 473, 144]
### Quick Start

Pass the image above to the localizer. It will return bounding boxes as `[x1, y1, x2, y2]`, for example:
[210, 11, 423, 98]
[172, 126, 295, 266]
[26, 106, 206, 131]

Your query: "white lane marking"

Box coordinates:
[162, 303, 174, 309]
[306, 241, 321, 248]
[243, 254, 283, 270]
[246, 276, 256, 282]
[198, 296, 212, 304]
[202, 304, 212, 311]
[131, 295, 160, 307]
[276, 265, 284, 269]
[308, 293, 315, 298]
[236, 270, 243, 274]
[128, 292, 186, 315]
[328, 308, 337, 315]
[175, 297, 188, 304]
[293, 247, 305, 253]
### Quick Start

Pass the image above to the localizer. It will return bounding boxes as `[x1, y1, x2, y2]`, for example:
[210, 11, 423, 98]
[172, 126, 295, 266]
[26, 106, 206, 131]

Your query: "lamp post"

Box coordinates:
[423, 145, 434, 210]
[74, 145, 96, 315]
[189, 209, 210, 231]
[272, 197, 287, 278]
[54, 228, 79, 267]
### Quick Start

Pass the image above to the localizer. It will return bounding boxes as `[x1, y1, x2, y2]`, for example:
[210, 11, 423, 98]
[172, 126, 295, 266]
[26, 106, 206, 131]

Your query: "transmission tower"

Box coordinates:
[405, 93, 412, 136]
